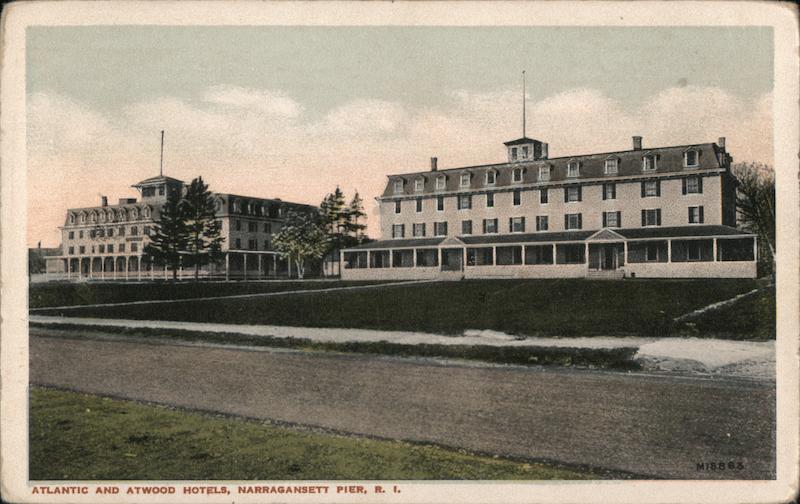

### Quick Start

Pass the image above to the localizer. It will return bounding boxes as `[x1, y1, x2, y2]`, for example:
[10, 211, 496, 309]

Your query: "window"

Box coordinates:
[144, 225, 151, 236]
[98, 228, 105, 238]
[466, 247, 493, 266]
[235, 238, 241, 249]
[567, 162, 580, 178]
[536, 216, 548, 231]
[525, 245, 554, 265]
[68, 231, 74, 240]
[413, 223, 426, 237]
[99, 245, 105, 254]
[248, 221, 257, 232]
[264, 222, 272, 233]
[392, 224, 405, 238]
[458, 194, 472, 210]
[130, 243, 138, 252]
[496, 246, 523, 265]
[414, 178, 424, 192]
[688, 206, 705, 224]
[416, 199, 423, 213]
[416, 249, 438, 267]
[435, 176, 446, 190]
[79, 245, 86, 254]
[522, 146, 529, 158]
[118, 226, 125, 237]
[641, 209, 662, 226]
[512, 168, 523, 183]
[646, 243, 660, 261]
[557, 244, 585, 264]
[107, 228, 114, 237]
[131, 208, 138, 219]
[130, 226, 138, 236]
[461, 220, 473, 235]
[90, 213, 97, 223]
[394, 179, 403, 193]
[158, 186, 165, 196]
[248, 239, 257, 250]
[486, 193, 494, 208]
[603, 183, 616, 200]
[68, 246, 74, 255]
[434, 222, 448, 236]
[511, 147, 518, 160]
[564, 213, 582, 230]
[540, 188, 548, 204]
[79, 231, 84, 239]
[485, 170, 496, 185]
[683, 176, 703, 194]
[235, 219, 242, 231]
[80, 214, 87, 223]
[263, 239, 271, 250]
[509, 216, 525, 233]
[684, 149, 699, 168]
[395, 200, 402, 214]
[119, 244, 125, 253]
[483, 218, 498, 234]
[641, 180, 660, 197]
[513, 190, 521, 206]
[437, 196, 444, 211]
[460, 173, 471, 187]
[605, 159, 618, 175]
[538, 166, 550, 181]
[642, 154, 657, 171]
[603, 211, 621, 228]
[565, 186, 581, 202]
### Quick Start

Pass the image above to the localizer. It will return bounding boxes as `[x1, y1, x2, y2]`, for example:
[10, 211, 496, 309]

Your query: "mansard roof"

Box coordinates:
[382, 142, 724, 198]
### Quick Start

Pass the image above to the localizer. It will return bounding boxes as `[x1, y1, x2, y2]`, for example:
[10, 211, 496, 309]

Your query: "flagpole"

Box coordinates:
[522, 71, 526, 138]
[160, 130, 164, 177]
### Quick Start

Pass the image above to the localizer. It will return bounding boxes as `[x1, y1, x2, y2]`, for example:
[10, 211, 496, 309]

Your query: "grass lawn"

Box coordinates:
[676, 285, 776, 341]
[29, 280, 391, 309]
[30, 387, 598, 480]
[36, 278, 765, 338]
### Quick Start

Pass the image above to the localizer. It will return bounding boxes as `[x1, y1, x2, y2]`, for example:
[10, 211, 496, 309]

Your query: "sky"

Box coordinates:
[27, 26, 774, 247]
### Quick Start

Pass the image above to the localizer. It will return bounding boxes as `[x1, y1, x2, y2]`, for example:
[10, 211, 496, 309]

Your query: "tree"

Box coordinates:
[143, 191, 189, 281]
[182, 177, 225, 280]
[345, 191, 367, 245]
[733, 162, 775, 275]
[272, 210, 329, 279]
[319, 186, 348, 250]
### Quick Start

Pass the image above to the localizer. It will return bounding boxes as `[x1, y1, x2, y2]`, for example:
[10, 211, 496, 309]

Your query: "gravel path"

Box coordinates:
[30, 331, 776, 479]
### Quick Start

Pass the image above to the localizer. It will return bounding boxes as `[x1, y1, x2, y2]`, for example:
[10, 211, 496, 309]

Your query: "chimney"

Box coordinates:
[718, 137, 726, 149]
[541, 143, 549, 159]
[101, 196, 108, 207]
[430, 157, 438, 172]
[632, 136, 642, 151]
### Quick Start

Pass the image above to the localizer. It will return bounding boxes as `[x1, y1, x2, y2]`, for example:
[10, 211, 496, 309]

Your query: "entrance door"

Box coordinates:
[601, 245, 616, 270]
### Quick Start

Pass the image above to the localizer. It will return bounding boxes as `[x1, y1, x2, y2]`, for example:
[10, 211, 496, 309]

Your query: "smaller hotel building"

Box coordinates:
[45, 175, 316, 280]
[341, 135, 757, 280]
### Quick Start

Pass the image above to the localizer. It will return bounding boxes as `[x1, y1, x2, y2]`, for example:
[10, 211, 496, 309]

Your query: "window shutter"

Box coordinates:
[641, 209, 646, 226]
[682, 179, 687, 195]
[641, 182, 646, 198]
[564, 214, 569, 229]
[656, 180, 661, 197]
[698, 177, 703, 193]
[521, 217, 526, 232]
[688, 207, 692, 222]
[617, 212, 622, 227]
[578, 214, 582, 229]
[509, 218, 513, 232]
[602, 212, 607, 227]
[612, 184, 616, 199]
[602, 185, 607, 200]
[482, 220, 486, 233]
[564, 188, 569, 202]
[699, 206, 704, 223]
[656, 209, 662, 226]
[578, 186, 583, 201]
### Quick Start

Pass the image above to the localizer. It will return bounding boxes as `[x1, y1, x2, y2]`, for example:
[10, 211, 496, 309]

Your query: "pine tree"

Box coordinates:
[272, 210, 329, 279]
[182, 176, 225, 280]
[143, 191, 188, 281]
[319, 187, 347, 250]
[345, 191, 367, 245]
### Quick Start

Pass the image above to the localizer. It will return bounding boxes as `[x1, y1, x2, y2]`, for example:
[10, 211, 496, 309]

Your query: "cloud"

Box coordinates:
[27, 85, 773, 247]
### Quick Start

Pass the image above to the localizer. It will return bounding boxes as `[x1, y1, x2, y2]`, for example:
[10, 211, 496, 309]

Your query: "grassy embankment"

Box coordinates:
[30, 387, 600, 480]
[674, 284, 775, 340]
[33, 278, 767, 338]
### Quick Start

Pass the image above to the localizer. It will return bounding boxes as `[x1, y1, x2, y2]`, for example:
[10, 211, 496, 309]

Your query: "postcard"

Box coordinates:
[1, 1, 798, 503]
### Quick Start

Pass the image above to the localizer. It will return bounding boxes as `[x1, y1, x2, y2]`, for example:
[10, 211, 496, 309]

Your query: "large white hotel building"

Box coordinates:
[341, 135, 757, 280]
[44, 175, 316, 280]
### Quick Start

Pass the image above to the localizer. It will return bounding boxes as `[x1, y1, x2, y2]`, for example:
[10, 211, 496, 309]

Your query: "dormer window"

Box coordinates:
[393, 179, 404, 194]
[143, 207, 151, 219]
[605, 158, 618, 175]
[460, 173, 471, 187]
[521, 146, 529, 159]
[511, 147, 518, 161]
[684, 149, 699, 168]
[512, 167, 523, 183]
[435, 175, 446, 191]
[414, 178, 425, 192]
[485, 170, 496, 186]
[538, 165, 550, 181]
[642, 154, 657, 171]
[567, 161, 580, 178]
[131, 208, 138, 219]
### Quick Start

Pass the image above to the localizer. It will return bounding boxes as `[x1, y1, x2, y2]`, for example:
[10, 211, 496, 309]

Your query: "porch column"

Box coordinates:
[753, 236, 758, 262]
[150, 261, 154, 280]
[584, 242, 589, 267]
[225, 253, 230, 281]
[272, 255, 277, 278]
[492, 246, 497, 266]
[66, 259, 71, 280]
[164, 264, 168, 280]
[667, 240, 672, 263]
[101, 257, 105, 280]
[389, 249, 394, 268]
[90, 258, 94, 279]
[288, 257, 292, 278]
[244, 253, 248, 281]
[623, 241, 628, 265]
[712, 238, 718, 261]
[137, 257, 142, 281]
[258, 254, 263, 279]
[552, 244, 556, 265]
[412, 249, 417, 268]
[113, 257, 117, 280]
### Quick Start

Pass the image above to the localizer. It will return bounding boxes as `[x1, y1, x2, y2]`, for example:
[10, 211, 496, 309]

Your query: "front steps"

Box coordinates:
[586, 269, 625, 280]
